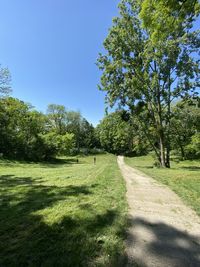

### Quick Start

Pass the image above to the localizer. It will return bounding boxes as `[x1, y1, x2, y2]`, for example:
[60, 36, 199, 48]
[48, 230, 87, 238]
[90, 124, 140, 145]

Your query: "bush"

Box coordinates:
[185, 133, 200, 159]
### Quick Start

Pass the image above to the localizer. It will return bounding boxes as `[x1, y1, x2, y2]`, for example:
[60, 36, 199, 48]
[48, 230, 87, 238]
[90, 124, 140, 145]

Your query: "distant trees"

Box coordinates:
[79, 118, 99, 149]
[47, 105, 98, 152]
[97, 97, 200, 159]
[170, 98, 200, 160]
[0, 65, 11, 97]
[0, 97, 75, 160]
[0, 97, 47, 160]
[97, 0, 200, 167]
[0, 92, 99, 160]
[41, 131, 74, 159]
[47, 104, 67, 134]
[96, 111, 133, 154]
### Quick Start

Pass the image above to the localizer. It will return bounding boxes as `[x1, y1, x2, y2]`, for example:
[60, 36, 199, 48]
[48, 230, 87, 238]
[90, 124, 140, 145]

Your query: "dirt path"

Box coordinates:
[117, 156, 200, 267]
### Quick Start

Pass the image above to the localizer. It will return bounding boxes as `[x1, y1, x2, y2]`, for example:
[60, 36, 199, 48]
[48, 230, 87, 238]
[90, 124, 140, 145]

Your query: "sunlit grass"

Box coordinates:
[125, 155, 200, 217]
[0, 154, 127, 267]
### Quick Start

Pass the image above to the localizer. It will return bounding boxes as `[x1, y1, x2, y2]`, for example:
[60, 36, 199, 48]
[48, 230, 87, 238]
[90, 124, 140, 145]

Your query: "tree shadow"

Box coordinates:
[0, 174, 125, 267]
[181, 166, 200, 171]
[0, 158, 86, 169]
[39, 158, 87, 168]
[126, 216, 200, 267]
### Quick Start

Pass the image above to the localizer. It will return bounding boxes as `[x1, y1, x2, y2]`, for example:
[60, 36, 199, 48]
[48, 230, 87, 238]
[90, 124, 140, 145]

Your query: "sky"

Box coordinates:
[0, 0, 119, 125]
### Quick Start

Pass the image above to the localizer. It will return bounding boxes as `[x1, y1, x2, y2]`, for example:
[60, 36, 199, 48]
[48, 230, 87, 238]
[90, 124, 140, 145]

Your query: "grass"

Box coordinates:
[125, 154, 200, 217]
[0, 154, 128, 267]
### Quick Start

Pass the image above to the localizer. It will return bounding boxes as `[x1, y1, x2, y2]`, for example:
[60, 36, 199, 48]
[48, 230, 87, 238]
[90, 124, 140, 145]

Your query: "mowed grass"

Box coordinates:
[125, 155, 200, 216]
[0, 154, 127, 267]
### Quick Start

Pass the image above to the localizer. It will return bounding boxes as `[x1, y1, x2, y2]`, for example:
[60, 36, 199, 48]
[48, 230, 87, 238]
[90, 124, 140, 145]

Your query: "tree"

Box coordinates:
[47, 105, 98, 151]
[97, 0, 200, 167]
[139, 0, 200, 43]
[97, 111, 133, 154]
[170, 98, 200, 159]
[41, 132, 74, 159]
[79, 119, 97, 149]
[0, 97, 51, 160]
[47, 104, 67, 134]
[0, 65, 12, 97]
[185, 132, 200, 159]
[65, 111, 82, 149]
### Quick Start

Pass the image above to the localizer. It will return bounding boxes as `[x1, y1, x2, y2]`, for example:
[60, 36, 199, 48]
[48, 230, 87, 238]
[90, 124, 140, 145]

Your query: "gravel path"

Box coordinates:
[117, 156, 200, 267]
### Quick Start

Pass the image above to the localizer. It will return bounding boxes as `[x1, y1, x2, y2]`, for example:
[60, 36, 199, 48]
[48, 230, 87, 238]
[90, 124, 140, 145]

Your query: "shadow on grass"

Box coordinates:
[39, 158, 87, 168]
[0, 157, 86, 168]
[126, 216, 200, 267]
[0, 174, 126, 267]
[181, 166, 200, 171]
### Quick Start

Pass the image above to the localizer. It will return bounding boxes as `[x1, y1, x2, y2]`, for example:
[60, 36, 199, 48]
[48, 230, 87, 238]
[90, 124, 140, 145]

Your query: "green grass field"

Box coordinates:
[125, 155, 200, 217]
[0, 154, 127, 267]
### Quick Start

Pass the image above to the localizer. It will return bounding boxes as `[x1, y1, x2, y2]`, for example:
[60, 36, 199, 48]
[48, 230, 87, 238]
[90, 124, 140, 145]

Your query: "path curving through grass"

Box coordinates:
[118, 156, 200, 267]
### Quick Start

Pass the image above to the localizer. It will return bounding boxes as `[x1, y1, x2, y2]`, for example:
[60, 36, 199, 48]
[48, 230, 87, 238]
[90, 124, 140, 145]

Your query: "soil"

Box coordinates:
[117, 156, 200, 267]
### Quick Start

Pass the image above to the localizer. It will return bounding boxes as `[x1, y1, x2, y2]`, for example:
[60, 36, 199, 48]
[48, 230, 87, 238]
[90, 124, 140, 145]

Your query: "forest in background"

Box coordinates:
[0, 0, 200, 166]
[0, 74, 199, 163]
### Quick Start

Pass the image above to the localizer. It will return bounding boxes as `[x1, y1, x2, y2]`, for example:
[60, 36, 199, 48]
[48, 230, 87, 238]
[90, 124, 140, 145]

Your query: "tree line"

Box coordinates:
[1, 0, 200, 166]
[0, 78, 99, 161]
[97, 0, 200, 167]
[0, 60, 199, 164]
[97, 100, 200, 161]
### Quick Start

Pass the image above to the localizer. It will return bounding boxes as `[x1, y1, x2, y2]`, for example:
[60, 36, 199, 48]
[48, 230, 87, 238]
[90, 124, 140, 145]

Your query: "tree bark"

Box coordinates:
[157, 88, 166, 167]
[178, 140, 185, 160]
[159, 131, 166, 167]
[166, 143, 170, 168]
[165, 77, 171, 168]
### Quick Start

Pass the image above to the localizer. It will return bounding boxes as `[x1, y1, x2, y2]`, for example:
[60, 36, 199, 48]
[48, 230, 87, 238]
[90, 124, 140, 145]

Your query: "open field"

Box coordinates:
[125, 155, 200, 217]
[0, 154, 127, 267]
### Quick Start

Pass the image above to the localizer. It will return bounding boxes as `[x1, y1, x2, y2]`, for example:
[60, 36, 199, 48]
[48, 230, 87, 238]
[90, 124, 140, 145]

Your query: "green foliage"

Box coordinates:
[170, 98, 200, 159]
[47, 106, 99, 151]
[47, 104, 67, 134]
[185, 133, 200, 159]
[41, 132, 74, 159]
[97, 0, 200, 167]
[0, 65, 11, 97]
[97, 111, 133, 154]
[0, 94, 100, 161]
[0, 97, 44, 159]
[79, 118, 99, 149]
[139, 0, 200, 43]
[0, 98, 75, 161]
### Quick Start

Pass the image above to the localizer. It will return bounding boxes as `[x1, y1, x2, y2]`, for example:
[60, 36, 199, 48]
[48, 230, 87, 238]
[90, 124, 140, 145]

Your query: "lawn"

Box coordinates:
[0, 154, 127, 267]
[125, 154, 200, 217]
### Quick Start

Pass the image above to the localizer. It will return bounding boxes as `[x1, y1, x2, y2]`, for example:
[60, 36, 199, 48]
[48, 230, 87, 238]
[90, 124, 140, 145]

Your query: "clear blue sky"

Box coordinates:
[0, 0, 119, 125]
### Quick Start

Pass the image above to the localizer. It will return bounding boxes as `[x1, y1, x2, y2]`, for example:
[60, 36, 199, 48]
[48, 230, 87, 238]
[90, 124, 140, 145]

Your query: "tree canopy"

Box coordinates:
[97, 0, 200, 167]
[96, 111, 133, 154]
[0, 65, 12, 97]
[0, 96, 99, 161]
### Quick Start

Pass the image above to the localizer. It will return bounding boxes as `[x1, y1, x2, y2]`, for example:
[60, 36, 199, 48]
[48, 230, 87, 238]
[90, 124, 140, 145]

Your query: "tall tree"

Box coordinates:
[47, 104, 67, 134]
[0, 98, 75, 160]
[170, 98, 200, 159]
[79, 119, 97, 149]
[97, 0, 200, 167]
[0, 65, 11, 97]
[96, 111, 133, 154]
[65, 111, 82, 149]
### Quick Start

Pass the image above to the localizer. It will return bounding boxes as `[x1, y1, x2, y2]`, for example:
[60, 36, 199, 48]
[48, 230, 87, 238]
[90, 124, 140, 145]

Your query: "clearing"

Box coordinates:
[118, 156, 200, 267]
[0, 154, 127, 267]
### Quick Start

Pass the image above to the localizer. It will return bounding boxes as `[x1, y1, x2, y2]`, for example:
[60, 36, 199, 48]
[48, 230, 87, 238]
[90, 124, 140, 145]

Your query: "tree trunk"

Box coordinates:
[166, 76, 171, 168]
[166, 144, 170, 168]
[157, 90, 166, 168]
[178, 140, 185, 160]
[159, 132, 166, 167]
